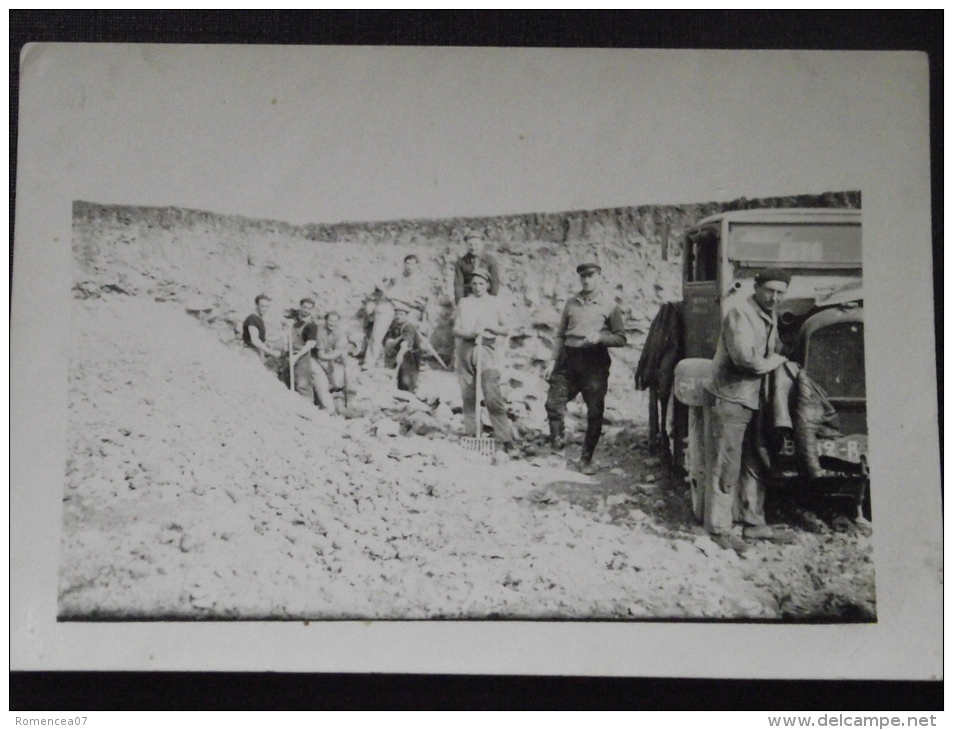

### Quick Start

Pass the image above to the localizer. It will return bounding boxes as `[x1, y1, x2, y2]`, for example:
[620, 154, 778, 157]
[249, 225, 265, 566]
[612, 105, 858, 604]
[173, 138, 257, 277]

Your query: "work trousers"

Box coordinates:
[704, 393, 767, 535]
[364, 299, 395, 367]
[365, 301, 422, 367]
[545, 346, 611, 460]
[397, 352, 421, 393]
[310, 359, 337, 412]
[456, 340, 513, 443]
[317, 358, 345, 391]
[292, 355, 313, 399]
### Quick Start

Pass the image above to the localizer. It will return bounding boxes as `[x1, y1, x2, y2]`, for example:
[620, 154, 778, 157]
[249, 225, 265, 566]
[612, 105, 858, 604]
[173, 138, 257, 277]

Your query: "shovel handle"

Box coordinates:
[288, 330, 294, 391]
[474, 332, 482, 437]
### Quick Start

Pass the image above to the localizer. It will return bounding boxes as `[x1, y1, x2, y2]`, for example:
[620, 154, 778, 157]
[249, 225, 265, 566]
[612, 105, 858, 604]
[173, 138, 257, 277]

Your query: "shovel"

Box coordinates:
[461, 332, 496, 462]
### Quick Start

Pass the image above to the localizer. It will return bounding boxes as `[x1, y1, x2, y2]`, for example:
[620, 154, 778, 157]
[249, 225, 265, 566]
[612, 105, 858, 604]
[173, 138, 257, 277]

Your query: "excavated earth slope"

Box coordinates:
[61, 296, 876, 620]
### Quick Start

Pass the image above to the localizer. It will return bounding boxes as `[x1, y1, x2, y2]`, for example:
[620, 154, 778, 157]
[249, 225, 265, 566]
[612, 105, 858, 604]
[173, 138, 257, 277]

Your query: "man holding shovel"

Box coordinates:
[452, 268, 515, 455]
[313, 310, 347, 413]
[287, 298, 318, 400]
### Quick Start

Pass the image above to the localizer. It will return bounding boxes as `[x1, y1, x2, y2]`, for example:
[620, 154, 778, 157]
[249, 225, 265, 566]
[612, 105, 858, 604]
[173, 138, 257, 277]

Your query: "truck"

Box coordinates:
[668, 208, 868, 521]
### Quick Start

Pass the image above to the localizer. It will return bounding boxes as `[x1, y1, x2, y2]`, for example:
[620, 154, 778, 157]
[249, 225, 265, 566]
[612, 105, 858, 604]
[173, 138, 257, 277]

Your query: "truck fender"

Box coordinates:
[673, 358, 714, 406]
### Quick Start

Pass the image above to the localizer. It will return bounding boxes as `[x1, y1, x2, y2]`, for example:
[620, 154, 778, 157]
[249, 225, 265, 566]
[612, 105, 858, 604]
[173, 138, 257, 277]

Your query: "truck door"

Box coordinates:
[683, 227, 721, 358]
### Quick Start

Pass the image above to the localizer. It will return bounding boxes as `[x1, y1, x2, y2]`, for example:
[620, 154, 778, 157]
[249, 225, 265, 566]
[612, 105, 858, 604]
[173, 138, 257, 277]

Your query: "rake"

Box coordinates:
[461, 333, 496, 462]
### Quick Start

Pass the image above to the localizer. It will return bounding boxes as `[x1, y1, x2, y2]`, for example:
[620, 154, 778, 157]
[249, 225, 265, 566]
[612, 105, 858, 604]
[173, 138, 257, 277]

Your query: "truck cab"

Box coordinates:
[673, 208, 867, 519]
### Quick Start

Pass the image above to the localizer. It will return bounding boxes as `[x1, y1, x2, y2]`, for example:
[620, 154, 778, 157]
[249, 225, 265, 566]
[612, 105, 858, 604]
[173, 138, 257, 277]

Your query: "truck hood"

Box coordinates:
[816, 280, 863, 307]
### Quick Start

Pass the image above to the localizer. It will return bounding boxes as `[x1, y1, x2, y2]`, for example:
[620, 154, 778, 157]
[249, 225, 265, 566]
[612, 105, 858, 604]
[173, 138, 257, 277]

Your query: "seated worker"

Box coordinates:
[452, 267, 515, 454]
[363, 253, 430, 369]
[312, 310, 347, 412]
[453, 228, 500, 304]
[242, 293, 280, 361]
[383, 303, 424, 393]
[288, 298, 318, 400]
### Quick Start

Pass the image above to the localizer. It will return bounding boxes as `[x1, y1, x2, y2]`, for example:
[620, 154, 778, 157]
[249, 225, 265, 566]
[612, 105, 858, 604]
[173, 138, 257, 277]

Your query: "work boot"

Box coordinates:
[710, 533, 748, 554]
[579, 458, 598, 476]
[502, 442, 520, 459]
[743, 524, 798, 544]
[742, 524, 775, 540]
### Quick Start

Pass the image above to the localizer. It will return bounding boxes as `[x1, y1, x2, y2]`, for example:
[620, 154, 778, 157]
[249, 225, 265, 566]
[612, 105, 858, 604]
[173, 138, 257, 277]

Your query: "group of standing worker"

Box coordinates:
[241, 227, 628, 473]
[241, 226, 795, 537]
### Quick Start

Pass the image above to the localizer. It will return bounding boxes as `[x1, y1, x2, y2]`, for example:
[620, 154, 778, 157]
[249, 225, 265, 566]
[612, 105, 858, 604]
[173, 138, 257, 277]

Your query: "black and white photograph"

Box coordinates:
[12, 41, 940, 677]
[63, 194, 871, 622]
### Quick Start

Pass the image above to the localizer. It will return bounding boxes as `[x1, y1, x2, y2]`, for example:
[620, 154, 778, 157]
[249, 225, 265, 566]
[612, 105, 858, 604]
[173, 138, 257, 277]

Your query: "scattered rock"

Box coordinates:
[375, 420, 400, 438]
[831, 515, 852, 533]
[432, 402, 454, 425]
[404, 411, 443, 436]
[738, 597, 762, 614]
[693, 535, 719, 556]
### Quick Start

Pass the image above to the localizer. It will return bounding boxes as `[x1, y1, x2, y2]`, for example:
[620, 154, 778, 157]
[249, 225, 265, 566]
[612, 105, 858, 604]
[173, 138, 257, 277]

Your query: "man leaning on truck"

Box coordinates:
[704, 267, 793, 551]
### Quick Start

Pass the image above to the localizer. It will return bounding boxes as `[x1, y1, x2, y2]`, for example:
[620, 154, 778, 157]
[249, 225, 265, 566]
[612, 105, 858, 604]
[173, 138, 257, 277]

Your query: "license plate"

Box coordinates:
[816, 434, 867, 463]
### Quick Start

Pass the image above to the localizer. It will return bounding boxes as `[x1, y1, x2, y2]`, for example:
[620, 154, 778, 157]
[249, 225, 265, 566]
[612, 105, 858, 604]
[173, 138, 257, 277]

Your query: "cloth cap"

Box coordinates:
[392, 302, 411, 313]
[576, 263, 602, 275]
[470, 267, 492, 283]
[754, 267, 792, 286]
[464, 229, 485, 241]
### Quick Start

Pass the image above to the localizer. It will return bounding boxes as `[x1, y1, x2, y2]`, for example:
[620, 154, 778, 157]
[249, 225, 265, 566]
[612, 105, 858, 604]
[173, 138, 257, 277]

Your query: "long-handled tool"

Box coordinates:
[419, 333, 449, 370]
[342, 356, 349, 411]
[288, 330, 294, 392]
[461, 333, 496, 462]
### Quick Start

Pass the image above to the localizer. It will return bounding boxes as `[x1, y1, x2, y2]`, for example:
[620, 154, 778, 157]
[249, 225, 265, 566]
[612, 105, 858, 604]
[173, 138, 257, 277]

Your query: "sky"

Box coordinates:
[20, 44, 927, 226]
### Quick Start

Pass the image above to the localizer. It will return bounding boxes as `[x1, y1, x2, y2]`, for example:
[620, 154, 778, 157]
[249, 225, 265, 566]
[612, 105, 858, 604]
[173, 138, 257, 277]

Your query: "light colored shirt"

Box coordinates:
[314, 325, 345, 361]
[453, 294, 508, 371]
[453, 293, 507, 343]
[386, 271, 429, 312]
[554, 289, 627, 351]
[706, 294, 786, 410]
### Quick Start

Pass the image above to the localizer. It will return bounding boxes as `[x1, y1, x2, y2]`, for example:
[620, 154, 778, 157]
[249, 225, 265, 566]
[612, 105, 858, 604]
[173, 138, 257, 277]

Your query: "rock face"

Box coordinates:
[72, 192, 859, 368]
[72, 191, 859, 433]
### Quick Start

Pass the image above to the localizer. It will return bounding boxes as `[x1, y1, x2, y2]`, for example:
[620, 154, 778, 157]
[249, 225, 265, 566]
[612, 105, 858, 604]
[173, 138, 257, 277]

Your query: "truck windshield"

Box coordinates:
[728, 223, 861, 265]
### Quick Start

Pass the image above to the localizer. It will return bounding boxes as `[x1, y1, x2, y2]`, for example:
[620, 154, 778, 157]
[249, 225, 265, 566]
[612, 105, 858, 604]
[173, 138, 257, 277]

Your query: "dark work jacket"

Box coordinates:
[454, 253, 500, 302]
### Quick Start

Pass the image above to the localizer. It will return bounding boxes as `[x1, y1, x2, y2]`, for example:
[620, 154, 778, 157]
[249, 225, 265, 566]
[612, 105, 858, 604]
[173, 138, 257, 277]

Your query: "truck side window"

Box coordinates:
[687, 229, 719, 283]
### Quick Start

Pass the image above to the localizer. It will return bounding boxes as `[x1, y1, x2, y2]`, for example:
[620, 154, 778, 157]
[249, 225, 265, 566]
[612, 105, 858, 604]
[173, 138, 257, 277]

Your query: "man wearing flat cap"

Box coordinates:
[544, 262, 627, 474]
[703, 267, 791, 551]
[453, 228, 501, 304]
[452, 266, 515, 452]
[383, 302, 424, 394]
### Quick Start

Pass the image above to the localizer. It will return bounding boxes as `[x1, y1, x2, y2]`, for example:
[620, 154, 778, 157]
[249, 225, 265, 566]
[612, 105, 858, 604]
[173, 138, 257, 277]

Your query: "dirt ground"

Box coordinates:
[60, 297, 876, 621]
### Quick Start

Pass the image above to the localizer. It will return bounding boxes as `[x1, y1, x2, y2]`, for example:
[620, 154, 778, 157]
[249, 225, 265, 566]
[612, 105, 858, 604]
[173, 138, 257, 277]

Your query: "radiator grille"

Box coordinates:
[806, 322, 865, 399]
